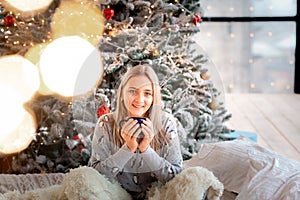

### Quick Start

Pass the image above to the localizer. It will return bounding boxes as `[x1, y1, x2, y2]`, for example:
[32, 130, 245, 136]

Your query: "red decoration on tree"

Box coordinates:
[97, 105, 110, 118]
[3, 15, 14, 27]
[192, 14, 202, 26]
[78, 145, 84, 152]
[73, 135, 80, 141]
[103, 7, 114, 21]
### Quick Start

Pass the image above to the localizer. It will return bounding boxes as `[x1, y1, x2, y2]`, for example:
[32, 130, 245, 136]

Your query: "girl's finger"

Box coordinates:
[122, 119, 139, 135]
[141, 123, 151, 135]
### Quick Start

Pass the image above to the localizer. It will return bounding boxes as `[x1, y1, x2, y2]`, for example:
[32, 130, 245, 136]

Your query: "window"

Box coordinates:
[193, 0, 297, 93]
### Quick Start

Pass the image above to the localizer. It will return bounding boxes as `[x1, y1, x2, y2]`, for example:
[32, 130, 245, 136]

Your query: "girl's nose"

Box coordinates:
[136, 92, 144, 102]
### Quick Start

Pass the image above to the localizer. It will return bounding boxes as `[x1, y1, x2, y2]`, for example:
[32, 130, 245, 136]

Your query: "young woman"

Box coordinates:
[89, 64, 183, 199]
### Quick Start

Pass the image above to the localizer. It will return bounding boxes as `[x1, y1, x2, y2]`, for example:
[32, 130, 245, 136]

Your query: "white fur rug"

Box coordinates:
[1, 166, 223, 200]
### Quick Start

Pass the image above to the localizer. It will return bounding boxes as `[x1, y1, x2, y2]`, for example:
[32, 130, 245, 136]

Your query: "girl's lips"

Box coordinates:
[132, 104, 144, 108]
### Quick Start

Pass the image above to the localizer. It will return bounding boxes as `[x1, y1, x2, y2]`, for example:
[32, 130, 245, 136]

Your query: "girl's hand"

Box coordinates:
[120, 118, 141, 152]
[138, 118, 154, 153]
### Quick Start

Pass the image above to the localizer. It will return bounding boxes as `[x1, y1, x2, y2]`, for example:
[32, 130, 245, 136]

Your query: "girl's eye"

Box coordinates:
[145, 92, 152, 96]
[129, 89, 136, 94]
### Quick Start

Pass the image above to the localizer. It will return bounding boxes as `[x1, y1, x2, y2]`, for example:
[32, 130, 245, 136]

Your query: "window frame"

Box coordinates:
[201, 4, 299, 94]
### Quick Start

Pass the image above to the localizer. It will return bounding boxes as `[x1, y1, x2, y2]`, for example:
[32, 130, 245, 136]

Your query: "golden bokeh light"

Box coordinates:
[0, 106, 36, 155]
[0, 55, 40, 155]
[0, 55, 40, 102]
[39, 36, 103, 98]
[51, 0, 104, 46]
[2, 0, 54, 18]
[0, 86, 25, 135]
[24, 42, 54, 95]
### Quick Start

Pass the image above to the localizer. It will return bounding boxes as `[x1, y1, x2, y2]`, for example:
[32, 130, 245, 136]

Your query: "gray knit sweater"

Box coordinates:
[89, 112, 183, 194]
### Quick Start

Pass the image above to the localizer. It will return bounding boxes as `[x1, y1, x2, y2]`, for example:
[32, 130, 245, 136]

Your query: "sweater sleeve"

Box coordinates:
[89, 114, 135, 179]
[140, 113, 183, 183]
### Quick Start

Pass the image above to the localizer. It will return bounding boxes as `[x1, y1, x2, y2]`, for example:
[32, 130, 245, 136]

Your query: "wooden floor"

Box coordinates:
[224, 93, 300, 162]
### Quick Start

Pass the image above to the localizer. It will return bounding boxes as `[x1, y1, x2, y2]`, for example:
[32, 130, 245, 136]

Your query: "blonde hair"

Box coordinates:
[112, 64, 169, 150]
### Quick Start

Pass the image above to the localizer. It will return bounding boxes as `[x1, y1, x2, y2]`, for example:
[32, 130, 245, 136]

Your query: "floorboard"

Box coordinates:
[224, 93, 300, 162]
[224, 95, 270, 148]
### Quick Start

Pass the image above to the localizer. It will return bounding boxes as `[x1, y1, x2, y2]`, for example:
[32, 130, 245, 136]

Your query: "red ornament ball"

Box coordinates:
[3, 15, 14, 26]
[103, 7, 114, 21]
[97, 105, 110, 118]
[192, 15, 202, 26]
[73, 135, 80, 141]
[79, 145, 84, 152]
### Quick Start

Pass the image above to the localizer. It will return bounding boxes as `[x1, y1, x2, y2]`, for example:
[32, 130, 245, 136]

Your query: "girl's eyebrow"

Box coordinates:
[128, 87, 152, 91]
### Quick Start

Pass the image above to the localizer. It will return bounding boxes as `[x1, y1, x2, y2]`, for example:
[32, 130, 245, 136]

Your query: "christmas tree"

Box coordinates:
[0, 0, 232, 173]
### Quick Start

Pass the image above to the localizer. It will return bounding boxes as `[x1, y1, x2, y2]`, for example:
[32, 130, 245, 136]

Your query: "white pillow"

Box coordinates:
[183, 136, 251, 193]
[0, 173, 64, 194]
[236, 142, 300, 200]
[2, 185, 62, 200]
[183, 136, 300, 199]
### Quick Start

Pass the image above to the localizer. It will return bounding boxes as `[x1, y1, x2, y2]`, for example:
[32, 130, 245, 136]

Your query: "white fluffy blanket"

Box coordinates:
[0, 166, 223, 200]
[147, 167, 223, 200]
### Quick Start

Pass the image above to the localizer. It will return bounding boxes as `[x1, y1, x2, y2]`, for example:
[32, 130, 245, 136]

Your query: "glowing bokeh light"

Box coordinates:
[0, 107, 36, 155]
[24, 43, 48, 65]
[2, 0, 54, 18]
[51, 0, 104, 46]
[0, 55, 40, 102]
[0, 56, 40, 155]
[24, 43, 54, 95]
[39, 36, 103, 98]
[0, 86, 25, 135]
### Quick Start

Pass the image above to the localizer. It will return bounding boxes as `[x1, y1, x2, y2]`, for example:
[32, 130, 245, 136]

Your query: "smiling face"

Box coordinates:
[123, 75, 153, 117]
